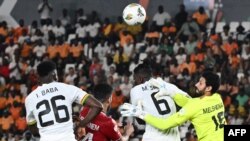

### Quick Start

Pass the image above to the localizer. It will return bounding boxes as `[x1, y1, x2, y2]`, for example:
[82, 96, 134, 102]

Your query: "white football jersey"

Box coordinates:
[25, 82, 89, 141]
[130, 80, 188, 141]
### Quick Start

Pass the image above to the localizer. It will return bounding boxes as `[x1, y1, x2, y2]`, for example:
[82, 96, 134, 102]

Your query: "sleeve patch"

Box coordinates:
[27, 120, 37, 126]
[81, 94, 90, 105]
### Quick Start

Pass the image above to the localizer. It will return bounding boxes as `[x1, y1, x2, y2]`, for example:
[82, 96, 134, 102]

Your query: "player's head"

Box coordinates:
[133, 59, 152, 85]
[37, 60, 58, 82]
[92, 84, 113, 104]
[195, 71, 220, 97]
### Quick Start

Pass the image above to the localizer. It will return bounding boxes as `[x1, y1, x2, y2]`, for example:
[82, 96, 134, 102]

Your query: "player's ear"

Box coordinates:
[52, 70, 58, 81]
[107, 96, 112, 104]
[205, 86, 212, 92]
[139, 76, 144, 83]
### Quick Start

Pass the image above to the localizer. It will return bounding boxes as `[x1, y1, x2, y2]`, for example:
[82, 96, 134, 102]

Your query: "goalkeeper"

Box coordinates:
[120, 71, 225, 141]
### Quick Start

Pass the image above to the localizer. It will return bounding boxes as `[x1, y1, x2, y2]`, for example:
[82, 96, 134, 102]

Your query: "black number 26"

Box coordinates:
[151, 91, 171, 115]
[36, 95, 70, 127]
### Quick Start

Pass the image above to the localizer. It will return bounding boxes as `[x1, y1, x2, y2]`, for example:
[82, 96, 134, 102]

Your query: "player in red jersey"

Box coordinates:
[79, 84, 134, 141]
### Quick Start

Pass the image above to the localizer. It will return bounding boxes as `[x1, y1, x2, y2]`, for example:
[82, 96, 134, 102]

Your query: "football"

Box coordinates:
[122, 3, 146, 26]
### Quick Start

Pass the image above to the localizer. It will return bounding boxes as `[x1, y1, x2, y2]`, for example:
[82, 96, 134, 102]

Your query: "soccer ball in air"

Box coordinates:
[122, 3, 146, 25]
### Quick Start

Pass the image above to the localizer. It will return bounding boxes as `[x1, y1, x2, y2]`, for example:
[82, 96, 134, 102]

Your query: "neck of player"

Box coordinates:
[39, 76, 54, 85]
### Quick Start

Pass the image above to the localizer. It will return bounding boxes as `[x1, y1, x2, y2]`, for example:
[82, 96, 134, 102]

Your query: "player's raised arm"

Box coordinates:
[79, 94, 103, 127]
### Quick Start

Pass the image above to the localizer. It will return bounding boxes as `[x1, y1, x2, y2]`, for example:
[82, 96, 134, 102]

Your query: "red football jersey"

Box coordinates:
[80, 107, 122, 141]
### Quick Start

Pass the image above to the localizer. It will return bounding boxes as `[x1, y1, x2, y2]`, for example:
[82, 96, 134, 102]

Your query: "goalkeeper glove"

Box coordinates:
[148, 77, 176, 99]
[119, 101, 146, 120]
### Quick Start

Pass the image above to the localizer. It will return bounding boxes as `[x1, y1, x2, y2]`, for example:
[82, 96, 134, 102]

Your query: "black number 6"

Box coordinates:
[151, 91, 171, 115]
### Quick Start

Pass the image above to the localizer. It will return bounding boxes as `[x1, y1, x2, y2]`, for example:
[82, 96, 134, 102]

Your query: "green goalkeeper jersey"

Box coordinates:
[144, 93, 225, 141]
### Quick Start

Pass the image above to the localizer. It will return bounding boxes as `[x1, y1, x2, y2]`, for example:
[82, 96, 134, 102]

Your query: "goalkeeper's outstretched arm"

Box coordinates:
[172, 93, 190, 107]
[143, 101, 196, 130]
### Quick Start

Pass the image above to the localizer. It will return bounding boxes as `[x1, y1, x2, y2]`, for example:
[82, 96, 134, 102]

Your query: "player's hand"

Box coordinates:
[73, 115, 80, 122]
[124, 122, 134, 137]
[119, 101, 146, 120]
[149, 77, 174, 99]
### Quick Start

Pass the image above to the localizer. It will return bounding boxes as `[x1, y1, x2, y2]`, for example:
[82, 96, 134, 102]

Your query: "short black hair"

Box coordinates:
[202, 71, 220, 93]
[92, 84, 113, 103]
[37, 60, 56, 77]
[133, 59, 152, 79]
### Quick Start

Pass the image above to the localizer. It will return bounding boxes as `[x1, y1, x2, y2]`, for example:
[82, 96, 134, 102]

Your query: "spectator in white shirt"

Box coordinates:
[120, 74, 133, 98]
[76, 8, 87, 22]
[18, 29, 30, 44]
[33, 39, 46, 59]
[94, 39, 109, 62]
[153, 5, 171, 31]
[76, 19, 87, 39]
[30, 29, 44, 43]
[60, 8, 71, 27]
[86, 19, 101, 39]
[5, 38, 18, 61]
[123, 42, 134, 59]
[145, 38, 159, 54]
[9, 56, 22, 81]
[64, 67, 77, 85]
[175, 48, 187, 65]
[41, 19, 53, 43]
[52, 19, 65, 38]
[38, 0, 53, 26]
[173, 38, 185, 55]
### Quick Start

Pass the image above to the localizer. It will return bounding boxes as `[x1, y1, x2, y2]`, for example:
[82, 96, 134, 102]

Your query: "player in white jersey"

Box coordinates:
[25, 60, 103, 141]
[130, 59, 189, 141]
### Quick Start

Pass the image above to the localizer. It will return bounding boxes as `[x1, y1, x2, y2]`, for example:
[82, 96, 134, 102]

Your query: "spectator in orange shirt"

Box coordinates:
[0, 94, 6, 113]
[109, 86, 126, 116]
[0, 21, 9, 37]
[69, 40, 84, 62]
[89, 56, 103, 82]
[192, 6, 209, 32]
[119, 30, 134, 47]
[178, 56, 197, 75]
[9, 101, 22, 121]
[196, 33, 212, 49]
[0, 111, 14, 133]
[102, 17, 113, 37]
[190, 48, 205, 63]
[15, 111, 27, 134]
[145, 25, 160, 42]
[47, 39, 59, 60]
[222, 37, 239, 56]
[57, 38, 70, 59]
[228, 49, 240, 69]
[15, 19, 28, 40]
[209, 29, 220, 44]
[20, 39, 33, 59]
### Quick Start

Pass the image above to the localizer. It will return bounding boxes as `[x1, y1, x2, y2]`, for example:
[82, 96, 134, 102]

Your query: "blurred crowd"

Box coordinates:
[0, 1, 250, 141]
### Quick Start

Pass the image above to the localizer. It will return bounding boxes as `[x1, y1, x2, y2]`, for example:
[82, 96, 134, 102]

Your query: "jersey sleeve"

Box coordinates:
[101, 119, 121, 141]
[25, 96, 37, 125]
[172, 93, 190, 107]
[144, 99, 198, 131]
[165, 82, 190, 107]
[69, 85, 90, 105]
[130, 87, 139, 106]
